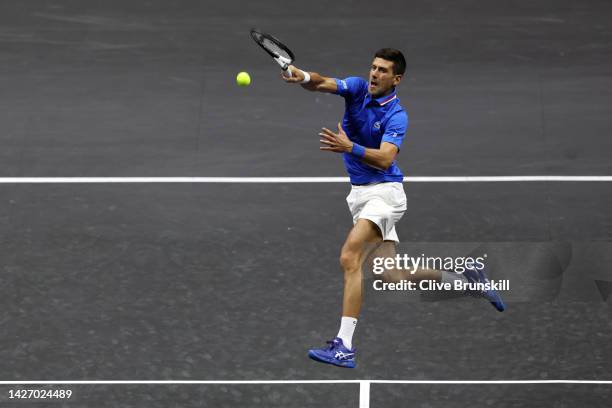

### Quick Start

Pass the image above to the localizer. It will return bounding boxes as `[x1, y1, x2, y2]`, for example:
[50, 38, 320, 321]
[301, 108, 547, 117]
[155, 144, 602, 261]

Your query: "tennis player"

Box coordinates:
[282, 49, 504, 368]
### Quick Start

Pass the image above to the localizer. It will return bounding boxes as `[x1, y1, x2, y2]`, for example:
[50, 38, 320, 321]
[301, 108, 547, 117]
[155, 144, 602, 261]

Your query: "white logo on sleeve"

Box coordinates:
[340, 80, 348, 90]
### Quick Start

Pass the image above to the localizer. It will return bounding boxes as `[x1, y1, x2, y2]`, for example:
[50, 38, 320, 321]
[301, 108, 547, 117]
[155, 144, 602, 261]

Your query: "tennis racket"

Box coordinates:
[250, 28, 296, 78]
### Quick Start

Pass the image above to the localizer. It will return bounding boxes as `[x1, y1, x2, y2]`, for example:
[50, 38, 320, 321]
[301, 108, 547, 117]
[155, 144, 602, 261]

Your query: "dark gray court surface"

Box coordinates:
[1, 0, 611, 407]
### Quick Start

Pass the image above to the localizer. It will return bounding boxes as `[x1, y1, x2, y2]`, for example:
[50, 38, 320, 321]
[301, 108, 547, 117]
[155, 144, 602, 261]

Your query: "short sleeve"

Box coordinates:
[381, 111, 408, 149]
[334, 77, 368, 100]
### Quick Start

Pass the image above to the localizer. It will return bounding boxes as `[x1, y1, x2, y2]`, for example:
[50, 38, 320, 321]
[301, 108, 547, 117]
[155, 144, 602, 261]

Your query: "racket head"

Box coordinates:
[250, 28, 295, 65]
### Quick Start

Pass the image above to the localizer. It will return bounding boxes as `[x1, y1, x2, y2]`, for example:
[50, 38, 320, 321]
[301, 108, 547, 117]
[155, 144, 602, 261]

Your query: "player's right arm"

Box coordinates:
[282, 65, 337, 93]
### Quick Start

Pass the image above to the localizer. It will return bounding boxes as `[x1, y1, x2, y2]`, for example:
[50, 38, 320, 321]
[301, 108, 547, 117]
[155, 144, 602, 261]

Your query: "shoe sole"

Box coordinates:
[486, 291, 506, 312]
[465, 269, 506, 312]
[308, 351, 356, 368]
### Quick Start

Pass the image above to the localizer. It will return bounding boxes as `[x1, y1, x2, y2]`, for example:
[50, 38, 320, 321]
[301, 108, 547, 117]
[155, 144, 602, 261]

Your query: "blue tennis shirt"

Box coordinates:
[334, 77, 408, 185]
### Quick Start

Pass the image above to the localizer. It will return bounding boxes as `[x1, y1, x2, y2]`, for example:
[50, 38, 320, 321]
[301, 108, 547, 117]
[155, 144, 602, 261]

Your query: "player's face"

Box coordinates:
[368, 57, 402, 97]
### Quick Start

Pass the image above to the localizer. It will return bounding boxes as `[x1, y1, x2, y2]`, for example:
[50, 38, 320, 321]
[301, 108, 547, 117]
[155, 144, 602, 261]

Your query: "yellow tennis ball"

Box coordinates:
[236, 71, 251, 87]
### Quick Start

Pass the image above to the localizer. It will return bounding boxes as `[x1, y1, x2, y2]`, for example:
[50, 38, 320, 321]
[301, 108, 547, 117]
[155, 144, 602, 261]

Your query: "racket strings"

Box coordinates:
[261, 38, 290, 59]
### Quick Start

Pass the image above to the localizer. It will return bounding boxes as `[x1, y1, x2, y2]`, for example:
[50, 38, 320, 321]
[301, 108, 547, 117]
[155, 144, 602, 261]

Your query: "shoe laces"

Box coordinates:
[326, 339, 340, 350]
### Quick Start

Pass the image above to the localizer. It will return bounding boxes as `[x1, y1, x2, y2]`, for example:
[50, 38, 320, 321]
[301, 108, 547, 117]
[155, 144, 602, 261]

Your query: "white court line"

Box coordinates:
[0, 176, 612, 183]
[360, 381, 371, 408]
[0, 380, 610, 384]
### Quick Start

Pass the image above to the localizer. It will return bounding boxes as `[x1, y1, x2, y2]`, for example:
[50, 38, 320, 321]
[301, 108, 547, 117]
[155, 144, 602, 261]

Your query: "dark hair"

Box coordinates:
[374, 48, 406, 76]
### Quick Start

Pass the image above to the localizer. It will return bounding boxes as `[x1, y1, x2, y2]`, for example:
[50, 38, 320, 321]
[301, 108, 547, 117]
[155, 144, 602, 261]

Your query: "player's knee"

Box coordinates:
[339, 248, 360, 274]
[380, 269, 416, 283]
[380, 270, 395, 283]
[378, 265, 424, 283]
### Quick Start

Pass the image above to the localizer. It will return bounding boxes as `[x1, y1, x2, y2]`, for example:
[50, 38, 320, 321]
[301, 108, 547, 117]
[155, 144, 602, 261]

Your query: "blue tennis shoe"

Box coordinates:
[308, 337, 356, 368]
[463, 266, 506, 312]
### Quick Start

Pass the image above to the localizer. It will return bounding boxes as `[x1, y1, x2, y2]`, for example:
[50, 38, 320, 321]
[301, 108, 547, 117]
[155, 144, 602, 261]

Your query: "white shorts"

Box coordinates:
[346, 182, 407, 242]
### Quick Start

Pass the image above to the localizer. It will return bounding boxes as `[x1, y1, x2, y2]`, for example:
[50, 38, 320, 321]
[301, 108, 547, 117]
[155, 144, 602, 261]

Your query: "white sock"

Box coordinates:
[440, 270, 467, 286]
[336, 316, 357, 350]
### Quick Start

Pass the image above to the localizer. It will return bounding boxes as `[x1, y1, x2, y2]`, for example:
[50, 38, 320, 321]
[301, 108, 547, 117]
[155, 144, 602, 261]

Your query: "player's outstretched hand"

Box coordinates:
[319, 122, 353, 153]
[281, 65, 305, 83]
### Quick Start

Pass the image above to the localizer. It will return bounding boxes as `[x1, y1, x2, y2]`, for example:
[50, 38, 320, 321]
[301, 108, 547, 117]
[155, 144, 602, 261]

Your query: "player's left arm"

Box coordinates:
[359, 142, 399, 170]
[319, 123, 399, 171]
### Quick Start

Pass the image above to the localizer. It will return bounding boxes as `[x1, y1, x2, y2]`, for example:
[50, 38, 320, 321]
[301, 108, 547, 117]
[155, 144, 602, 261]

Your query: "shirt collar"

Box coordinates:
[366, 88, 398, 107]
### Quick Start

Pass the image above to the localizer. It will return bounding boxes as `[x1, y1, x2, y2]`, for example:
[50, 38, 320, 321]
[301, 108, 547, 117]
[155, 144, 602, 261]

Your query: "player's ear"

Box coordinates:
[393, 74, 403, 87]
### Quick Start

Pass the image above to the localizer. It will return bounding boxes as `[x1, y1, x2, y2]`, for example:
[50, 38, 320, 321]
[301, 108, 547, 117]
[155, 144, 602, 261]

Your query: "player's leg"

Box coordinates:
[307, 218, 381, 368]
[368, 240, 441, 283]
[369, 241, 479, 285]
[339, 218, 383, 318]
[368, 240, 505, 312]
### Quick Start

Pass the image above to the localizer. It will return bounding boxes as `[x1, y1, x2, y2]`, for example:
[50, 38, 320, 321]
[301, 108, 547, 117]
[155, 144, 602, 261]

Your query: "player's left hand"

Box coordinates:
[319, 123, 353, 153]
